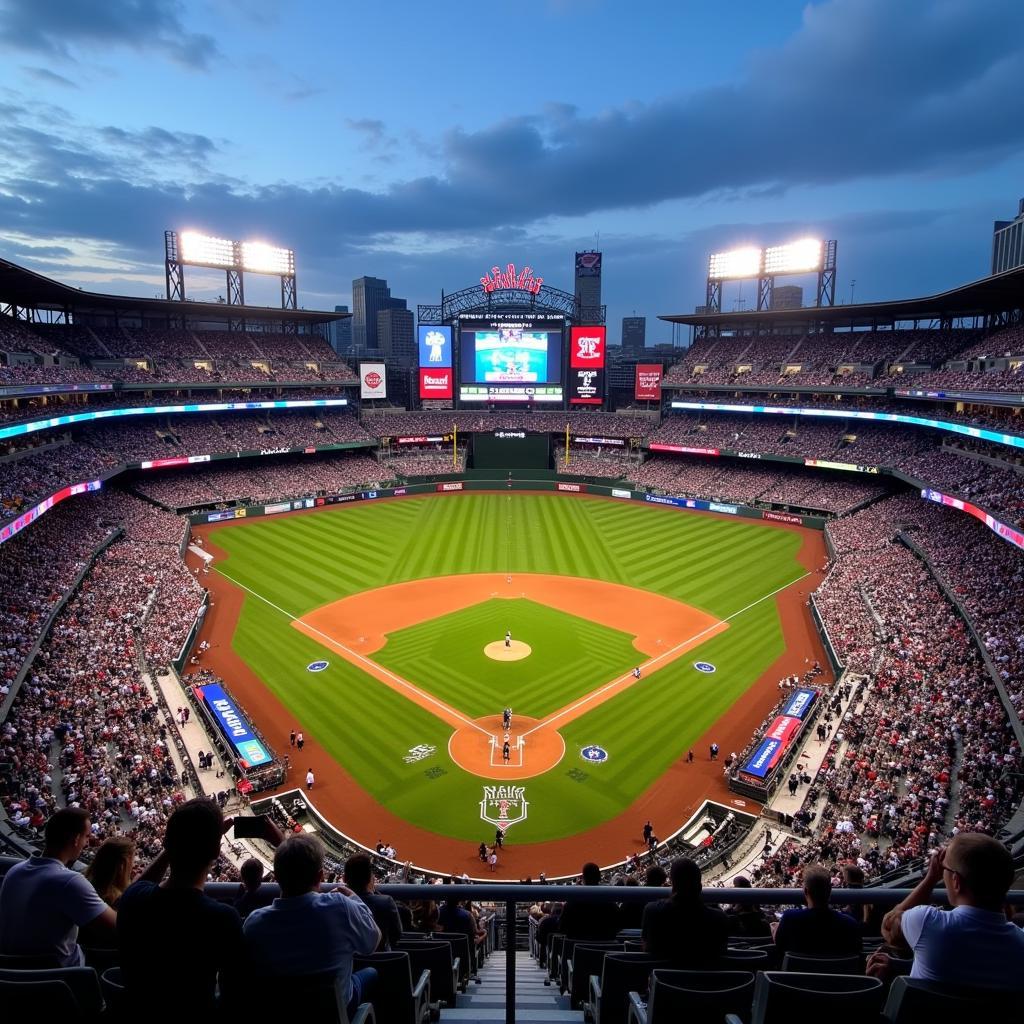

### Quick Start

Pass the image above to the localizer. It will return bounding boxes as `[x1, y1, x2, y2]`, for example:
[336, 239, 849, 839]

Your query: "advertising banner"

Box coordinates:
[418, 325, 452, 368]
[569, 326, 606, 369]
[419, 367, 453, 400]
[437, 481, 464, 492]
[762, 510, 802, 525]
[741, 737, 782, 779]
[192, 682, 272, 767]
[921, 488, 1024, 551]
[0, 479, 103, 546]
[360, 362, 387, 400]
[782, 688, 818, 720]
[648, 443, 720, 456]
[635, 363, 663, 401]
[557, 482, 585, 492]
[568, 367, 604, 405]
[572, 435, 624, 446]
[611, 488, 632, 499]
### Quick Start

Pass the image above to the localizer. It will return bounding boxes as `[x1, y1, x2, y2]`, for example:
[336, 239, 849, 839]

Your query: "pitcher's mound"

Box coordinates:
[485, 640, 532, 662]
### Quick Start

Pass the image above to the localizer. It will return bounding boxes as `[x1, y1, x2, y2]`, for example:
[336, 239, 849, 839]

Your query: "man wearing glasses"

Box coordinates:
[872, 834, 1024, 989]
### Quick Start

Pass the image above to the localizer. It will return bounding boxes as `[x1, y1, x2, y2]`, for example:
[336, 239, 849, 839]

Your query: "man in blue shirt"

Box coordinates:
[773, 865, 861, 956]
[874, 834, 1024, 990]
[0, 808, 116, 966]
[244, 834, 380, 1017]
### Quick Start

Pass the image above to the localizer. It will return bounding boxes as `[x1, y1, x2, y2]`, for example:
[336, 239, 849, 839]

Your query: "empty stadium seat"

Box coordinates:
[566, 941, 624, 1008]
[880, 975, 1024, 1024]
[628, 969, 756, 1024]
[724, 970, 884, 1024]
[588, 952, 670, 1024]
[0, 965, 103, 1018]
[354, 949, 430, 1024]
[396, 938, 460, 1009]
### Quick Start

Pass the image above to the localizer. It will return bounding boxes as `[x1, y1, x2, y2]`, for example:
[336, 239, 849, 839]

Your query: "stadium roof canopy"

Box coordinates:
[659, 266, 1024, 330]
[0, 257, 347, 325]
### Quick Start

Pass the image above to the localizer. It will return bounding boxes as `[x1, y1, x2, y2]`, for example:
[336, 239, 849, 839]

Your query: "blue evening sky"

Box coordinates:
[0, 0, 1021, 340]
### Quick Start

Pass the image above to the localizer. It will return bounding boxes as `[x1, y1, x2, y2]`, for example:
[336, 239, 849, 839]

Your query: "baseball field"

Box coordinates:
[193, 491, 826, 873]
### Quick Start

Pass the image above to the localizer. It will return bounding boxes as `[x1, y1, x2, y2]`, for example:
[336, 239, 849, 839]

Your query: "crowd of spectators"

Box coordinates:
[384, 450, 468, 477]
[362, 409, 656, 440]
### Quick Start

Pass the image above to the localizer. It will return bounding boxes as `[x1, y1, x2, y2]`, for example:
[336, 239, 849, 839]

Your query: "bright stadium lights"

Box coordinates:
[708, 247, 762, 280]
[179, 231, 236, 267]
[241, 241, 293, 274]
[763, 238, 824, 275]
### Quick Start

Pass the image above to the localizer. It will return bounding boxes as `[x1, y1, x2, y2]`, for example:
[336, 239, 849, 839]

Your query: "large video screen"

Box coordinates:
[459, 316, 563, 403]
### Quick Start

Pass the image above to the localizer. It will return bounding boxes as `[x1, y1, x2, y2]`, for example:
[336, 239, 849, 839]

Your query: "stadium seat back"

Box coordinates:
[780, 952, 862, 975]
[881, 975, 1024, 1024]
[354, 949, 429, 1024]
[647, 969, 755, 1024]
[0, 952, 61, 969]
[0, 965, 103, 1016]
[594, 953, 670, 1024]
[396, 939, 458, 1006]
[722, 947, 770, 967]
[750, 970, 883, 1023]
[0, 976, 79, 1015]
[433, 931, 473, 987]
[569, 942, 624, 1008]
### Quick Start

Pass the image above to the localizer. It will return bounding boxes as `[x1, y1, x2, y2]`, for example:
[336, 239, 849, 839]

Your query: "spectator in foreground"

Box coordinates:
[725, 875, 772, 938]
[642, 857, 729, 966]
[874, 837, 1024, 989]
[117, 798, 271, 1017]
[344, 852, 402, 950]
[84, 837, 136, 908]
[772, 865, 861, 956]
[244, 834, 380, 1019]
[0, 808, 117, 966]
[233, 857, 272, 920]
[559, 861, 620, 939]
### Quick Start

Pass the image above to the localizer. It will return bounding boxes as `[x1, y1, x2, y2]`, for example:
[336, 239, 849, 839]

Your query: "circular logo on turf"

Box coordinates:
[307, 660, 329, 673]
[694, 661, 716, 673]
[580, 745, 608, 763]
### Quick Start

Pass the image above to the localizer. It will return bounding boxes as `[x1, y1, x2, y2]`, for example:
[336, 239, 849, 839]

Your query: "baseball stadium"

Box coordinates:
[2, 6, 1024, 1016]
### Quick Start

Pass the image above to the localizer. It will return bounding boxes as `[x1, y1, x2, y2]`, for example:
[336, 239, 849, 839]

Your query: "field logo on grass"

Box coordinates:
[580, 745, 608, 763]
[307, 660, 329, 673]
[402, 744, 436, 764]
[480, 784, 529, 833]
[694, 661, 716, 673]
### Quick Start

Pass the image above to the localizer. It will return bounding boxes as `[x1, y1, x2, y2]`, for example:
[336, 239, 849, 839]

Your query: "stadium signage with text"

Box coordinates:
[782, 688, 818, 720]
[635, 364, 663, 401]
[419, 368, 453, 400]
[762, 510, 802, 525]
[570, 326, 606, 368]
[572, 436, 625, 446]
[557, 482, 584, 492]
[0, 479, 103, 546]
[480, 263, 543, 295]
[193, 682, 272, 767]
[568, 367, 604, 405]
[648, 443, 720, 456]
[437, 481, 464, 492]
[921, 488, 1024, 551]
[360, 362, 387, 400]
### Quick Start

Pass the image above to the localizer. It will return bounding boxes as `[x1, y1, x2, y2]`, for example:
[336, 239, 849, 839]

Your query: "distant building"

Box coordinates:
[574, 251, 602, 319]
[328, 304, 351, 353]
[352, 276, 406, 350]
[377, 307, 415, 367]
[993, 198, 1024, 275]
[621, 316, 646, 354]
[770, 285, 803, 310]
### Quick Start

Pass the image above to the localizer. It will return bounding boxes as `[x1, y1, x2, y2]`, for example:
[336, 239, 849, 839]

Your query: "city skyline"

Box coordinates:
[0, 0, 1022, 338]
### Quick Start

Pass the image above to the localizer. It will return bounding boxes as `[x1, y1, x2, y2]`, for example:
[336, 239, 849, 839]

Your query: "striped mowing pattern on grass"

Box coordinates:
[211, 494, 807, 841]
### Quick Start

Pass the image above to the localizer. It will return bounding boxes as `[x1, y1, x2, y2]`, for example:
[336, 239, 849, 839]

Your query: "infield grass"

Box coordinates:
[213, 494, 806, 842]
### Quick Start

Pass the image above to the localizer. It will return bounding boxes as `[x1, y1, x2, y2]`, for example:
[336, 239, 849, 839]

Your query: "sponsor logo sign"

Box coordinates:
[495, 430, 526, 439]
[362, 491, 378, 500]
[580, 745, 609, 763]
[804, 457, 879, 474]
[557, 482, 583, 492]
[480, 263, 543, 295]
[921, 489, 1024, 551]
[611, 488, 632, 499]
[233, 508, 248, 518]
[635, 363, 663, 401]
[397, 435, 446, 444]
[694, 661, 716, 673]
[402, 744, 437, 764]
[259, 446, 290, 456]
[360, 361, 387, 400]
[307, 660, 329, 672]
[418, 325, 452, 367]
[333, 493, 357, 503]
[480, 784, 529, 832]
[419, 367, 453, 400]
[192, 682, 271, 767]
[573, 435, 624, 446]
[782, 688, 818, 720]
[762, 510, 802, 525]
[437, 481, 464, 492]
[741, 737, 782, 779]
[393, 487, 407, 495]
[570, 326, 606, 368]
[140, 454, 211, 470]
[709, 502, 738, 515]
[265, 502, 291, 515]
[736, 451, 761, 460]
[648, 443, 720, 456]
[575, 251, 602, 275]
[644, 494, 680, 507]
[569, 366, 604, 405]
[207, 509, 236, 522]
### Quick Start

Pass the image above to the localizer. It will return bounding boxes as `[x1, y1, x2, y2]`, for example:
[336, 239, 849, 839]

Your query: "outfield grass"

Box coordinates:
[214, 494, 806, 842]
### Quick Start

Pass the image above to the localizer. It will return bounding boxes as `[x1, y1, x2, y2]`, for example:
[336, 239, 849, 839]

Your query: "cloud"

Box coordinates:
[22, 66, 77, 88]
[0, 0, 219, 69]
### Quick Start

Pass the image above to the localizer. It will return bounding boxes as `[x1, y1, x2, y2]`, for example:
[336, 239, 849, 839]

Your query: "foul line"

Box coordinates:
[520, 571, 812, 739]
[215, 569, 492, 737]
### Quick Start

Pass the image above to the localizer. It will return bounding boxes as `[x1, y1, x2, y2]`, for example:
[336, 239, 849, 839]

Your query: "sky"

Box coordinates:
[0, 0, 1022, 342]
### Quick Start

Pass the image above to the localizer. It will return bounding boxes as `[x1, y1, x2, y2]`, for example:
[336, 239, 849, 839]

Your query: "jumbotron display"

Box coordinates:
[458, 315, 564, 403]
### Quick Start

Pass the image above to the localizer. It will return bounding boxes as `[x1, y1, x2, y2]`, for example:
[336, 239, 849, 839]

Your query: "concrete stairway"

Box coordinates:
[442, 951, 583, 1023]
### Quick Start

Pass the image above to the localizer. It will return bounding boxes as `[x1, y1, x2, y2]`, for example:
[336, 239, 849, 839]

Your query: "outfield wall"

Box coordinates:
[187, 477, 828, 530]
